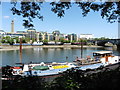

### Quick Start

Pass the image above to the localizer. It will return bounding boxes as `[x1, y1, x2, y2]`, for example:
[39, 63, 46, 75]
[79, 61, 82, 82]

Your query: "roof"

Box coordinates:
[0, 30, 5, 32]
[93, 51, 112, 54]
[80, 34, 93, 35]
[27, 28, 36, 30]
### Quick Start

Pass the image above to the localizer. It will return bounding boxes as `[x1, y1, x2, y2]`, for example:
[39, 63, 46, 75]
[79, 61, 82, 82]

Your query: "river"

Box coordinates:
[1, 47, 120, 66]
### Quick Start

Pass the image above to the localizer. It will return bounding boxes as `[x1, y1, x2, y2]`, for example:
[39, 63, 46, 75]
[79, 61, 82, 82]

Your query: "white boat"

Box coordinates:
[0, 46, 2, 49]
[47, 41, 55, 45]
[11, 62, 76, 76]
[32, 42, 43, 46]
[76, 51, 120, 70]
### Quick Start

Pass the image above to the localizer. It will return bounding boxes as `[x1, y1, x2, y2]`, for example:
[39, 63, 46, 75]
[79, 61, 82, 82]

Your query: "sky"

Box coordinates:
[0, 1, 118, 38]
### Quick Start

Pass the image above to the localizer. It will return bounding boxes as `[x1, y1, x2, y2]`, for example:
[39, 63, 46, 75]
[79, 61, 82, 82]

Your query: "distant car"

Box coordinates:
[32, 42, 43, 46]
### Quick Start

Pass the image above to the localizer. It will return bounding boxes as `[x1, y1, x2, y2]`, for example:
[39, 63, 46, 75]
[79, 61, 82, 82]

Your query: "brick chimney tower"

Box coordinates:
[11, 20, 14, 33]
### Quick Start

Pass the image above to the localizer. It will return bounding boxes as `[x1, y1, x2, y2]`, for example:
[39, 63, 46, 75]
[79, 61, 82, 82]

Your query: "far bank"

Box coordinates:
[0, 45, 103, 51]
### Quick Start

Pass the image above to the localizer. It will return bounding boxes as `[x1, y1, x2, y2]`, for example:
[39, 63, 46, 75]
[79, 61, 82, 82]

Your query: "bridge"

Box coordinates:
[96, 39, 120, 49]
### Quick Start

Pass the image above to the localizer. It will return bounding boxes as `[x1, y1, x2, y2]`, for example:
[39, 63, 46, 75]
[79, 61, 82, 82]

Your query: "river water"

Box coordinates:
[1, 47, 120, 66]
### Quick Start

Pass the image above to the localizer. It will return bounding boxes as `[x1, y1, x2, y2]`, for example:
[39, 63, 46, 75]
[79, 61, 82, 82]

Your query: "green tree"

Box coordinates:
[14, 37, 20, 43]
[32, 38, 35, 43]
[25, 37, 30, 43]
[7, 38, 14, 45]
[43, 39, 48, 42]
[5, 36, 11, 40]
[59, 37, 65, 42]
[1, 39, 5, 43]
[1, 36, 14, 45]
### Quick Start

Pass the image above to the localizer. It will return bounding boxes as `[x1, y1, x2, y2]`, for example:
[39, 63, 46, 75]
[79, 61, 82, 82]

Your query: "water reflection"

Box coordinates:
[1, 47, 120, 66]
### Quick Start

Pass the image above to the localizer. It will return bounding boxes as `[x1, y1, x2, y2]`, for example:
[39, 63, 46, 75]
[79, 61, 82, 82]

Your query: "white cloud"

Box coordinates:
[3, 16, 10, 19]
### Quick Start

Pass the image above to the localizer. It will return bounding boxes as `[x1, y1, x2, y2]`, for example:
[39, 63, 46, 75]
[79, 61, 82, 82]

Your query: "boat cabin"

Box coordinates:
[93, 51, 119, 66]
[93, 51, 112, 58]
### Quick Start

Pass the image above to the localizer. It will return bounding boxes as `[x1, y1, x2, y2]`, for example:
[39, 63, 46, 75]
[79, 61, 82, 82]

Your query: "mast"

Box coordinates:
[80, 39, 83, 58]
[19, 38, 22, 63]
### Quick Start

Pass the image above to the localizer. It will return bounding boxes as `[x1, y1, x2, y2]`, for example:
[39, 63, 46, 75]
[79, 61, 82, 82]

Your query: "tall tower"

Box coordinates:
[11, 20, 14, 33]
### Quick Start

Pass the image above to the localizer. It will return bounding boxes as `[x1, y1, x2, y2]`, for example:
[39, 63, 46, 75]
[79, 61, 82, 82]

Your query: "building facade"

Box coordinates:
[52, 30, 60, 41]
[68, 33, 78, 42]
[80, 34, 94, 40]
[26, 28, 36, 40]
[0, 30, 6, 40]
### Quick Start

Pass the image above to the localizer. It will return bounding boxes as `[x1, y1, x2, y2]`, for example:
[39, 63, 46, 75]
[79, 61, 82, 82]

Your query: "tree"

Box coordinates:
[10, 0, 120, 28]
[43, 39, 48, 42]
[7, 38, 14, 45]
[48, 66, 120, 89]
[1, 39, 5, 43]
[25, 37, 30, 42]
[1, 36, 14, 45]
[14, 37, 20, 43]
[59, 37, 65, 42]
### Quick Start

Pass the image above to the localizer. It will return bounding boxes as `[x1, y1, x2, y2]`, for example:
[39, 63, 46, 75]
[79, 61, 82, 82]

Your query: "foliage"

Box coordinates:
[59, 37, 65, 42]
[2, 76, 46, 90]
[49, 66, 120, 89]
[7, 38, 14, 45]
[25, 37, 30, 42]
[2, 65, 120, 89]
[78, 39, 87, 42]
[43, 39, 49, 42]
[14, 37, 20, 43]
[94, 37, 110, 40]
[10, 1, 120, 28]
[1, 36, 14, 45]
[63, 40, 70, 43]
[1, 37, 32, 44]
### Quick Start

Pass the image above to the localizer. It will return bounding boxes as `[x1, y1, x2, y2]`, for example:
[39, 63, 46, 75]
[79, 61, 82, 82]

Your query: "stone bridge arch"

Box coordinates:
[97, 40, 114, 46]
[96, 39, 120, 49]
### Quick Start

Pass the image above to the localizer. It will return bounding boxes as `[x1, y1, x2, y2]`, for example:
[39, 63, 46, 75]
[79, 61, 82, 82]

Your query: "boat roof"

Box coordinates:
[93, 51, 112, 54]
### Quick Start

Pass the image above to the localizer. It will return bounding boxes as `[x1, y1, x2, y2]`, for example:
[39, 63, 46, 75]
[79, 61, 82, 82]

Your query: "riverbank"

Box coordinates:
[0, 45, 103, 51]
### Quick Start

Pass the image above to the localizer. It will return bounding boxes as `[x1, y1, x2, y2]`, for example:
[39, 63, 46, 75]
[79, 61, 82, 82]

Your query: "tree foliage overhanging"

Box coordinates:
[10, 0, 120, 28]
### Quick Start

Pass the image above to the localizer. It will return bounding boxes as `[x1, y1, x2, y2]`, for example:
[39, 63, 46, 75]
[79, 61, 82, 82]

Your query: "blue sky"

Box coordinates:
[0, 2, 118, 38]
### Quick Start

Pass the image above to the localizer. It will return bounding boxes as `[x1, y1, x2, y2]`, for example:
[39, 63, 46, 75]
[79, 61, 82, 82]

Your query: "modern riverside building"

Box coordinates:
[2, 23, 95, 43]
[0, 30, 5, 35]
[68, 33, 78, 42]
[0, 30, 6, 39]
[26, 28, 36, 40]
[39, 32, 49, 41]
[52, 30, 60, 41]
[36, 32, 40, 42]
[48, 33, 54, 41]
[44, 32, 49, 41]
[5, 32, 26, 38]
[80, 34, 94, 40]
[39, 32, 44, 41]
[38, 31, 64, 41]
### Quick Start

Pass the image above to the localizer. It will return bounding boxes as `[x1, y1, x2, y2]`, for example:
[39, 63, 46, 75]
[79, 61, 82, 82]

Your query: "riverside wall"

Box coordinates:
[0, 45, 103, 51]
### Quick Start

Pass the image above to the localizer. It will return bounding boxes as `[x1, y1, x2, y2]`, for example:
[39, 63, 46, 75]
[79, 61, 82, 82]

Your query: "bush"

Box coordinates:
[2, 66, 120, 89]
